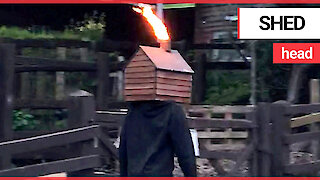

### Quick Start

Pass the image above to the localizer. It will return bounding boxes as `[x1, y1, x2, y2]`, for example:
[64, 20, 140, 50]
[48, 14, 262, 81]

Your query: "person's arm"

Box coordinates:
[119, 124, 128, 176]
[168, 104, 197, 177]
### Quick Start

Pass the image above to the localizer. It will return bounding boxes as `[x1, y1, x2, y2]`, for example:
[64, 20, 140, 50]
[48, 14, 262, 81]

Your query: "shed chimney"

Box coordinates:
[159, 40, 171, 52]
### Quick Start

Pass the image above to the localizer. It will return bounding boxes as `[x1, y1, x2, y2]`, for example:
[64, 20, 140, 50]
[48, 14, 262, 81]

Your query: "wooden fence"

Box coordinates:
[0, 41, 120, 176]
[0, 40, 121, 140]
[0, 94, 118, 176]
[187, 105, 257, 176]
[3, 40, 320, 176]
[265, 102, 320, 176]
[96, 102, 320, 177]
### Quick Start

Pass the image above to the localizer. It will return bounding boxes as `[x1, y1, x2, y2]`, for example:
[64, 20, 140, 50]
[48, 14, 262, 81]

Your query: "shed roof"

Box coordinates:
[139, 45, 194, 73]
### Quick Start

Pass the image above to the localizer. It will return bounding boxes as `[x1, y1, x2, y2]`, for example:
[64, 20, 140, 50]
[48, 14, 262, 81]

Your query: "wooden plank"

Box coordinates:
[0, 44, 14, 140]
[157, 77, 191, 87]
[14, 130, 62, 139]
[157, 71, 192, 81]
[199, 149, 239, 160]
[291, 113, 320, 128]
[189, 105, 255, 114]
[0, 155, 101, 176]
[126, 60, 153, 68]
[14, 99, 70, 109]
[80, 47, 88, 62]
[204, 144, 246, 151]
[201, 109, 211, 149]
[309, 79, 320, 160]
[0, 125, 98, 154]
[188, 118, 255, 129]
[125, 95, 155, 101]
[55, 47, 66, 100]
[115, 71, 124, 101]
[156, 89, 191, 98]
[228, 143, 255, 176]
[310, 79, 320, 103]
[256, 103, 272, 176]
[125, 72, 155, 78]
[270, 101, 291, 176]
[224, 112, 233, 150]
[125, 83, 155, 90]
[0, 43, 15, 169]
[197, 131, 248, 139]
[125, 66, 155, 73]
[155, 95, 190, 103]
[135, 49, 145, 56]
[95, 111, 126, 124]
[284, 160, 320, 175]
[125, 89, 155, 95]
[68, 95, 96, 128]
[284, 131, 320, 144]
[94, 128, 119, 160]
[13, 146, 77, 160]
[131, 55, 149, 62]
[125, 77, 155, 84]
[15, 56, 96, 72]
[156, 83, 191, 92]
[246, 110, 258, 176]
[0, 44, 14, 141]
[288, 103, 320, 115]
[67, 96, 96, 176]
[97, 52, 110, 110]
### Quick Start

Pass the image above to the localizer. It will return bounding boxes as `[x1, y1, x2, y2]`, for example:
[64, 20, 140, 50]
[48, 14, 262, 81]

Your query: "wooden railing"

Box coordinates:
[187, 105, 257, 176]
[257, 102, 320, 176]
[0, 124, 117, 176]
[0, 93, 118, 176]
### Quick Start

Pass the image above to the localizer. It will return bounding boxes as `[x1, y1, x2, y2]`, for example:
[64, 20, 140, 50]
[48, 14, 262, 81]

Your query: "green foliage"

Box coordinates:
[13, 110, 67, 131]
[66, 11, 106, 41]
[255, 41, 291, 102]
[0, 26, 55, 39]
[0, 25, 83, 40]
[13, 110, 39, 131]
[205, 70, 250, 105]
[0, 11, 106, 41]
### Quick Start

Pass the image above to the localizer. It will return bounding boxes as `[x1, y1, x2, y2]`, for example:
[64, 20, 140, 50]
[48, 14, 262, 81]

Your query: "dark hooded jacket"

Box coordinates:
[119, 100, 197, 177]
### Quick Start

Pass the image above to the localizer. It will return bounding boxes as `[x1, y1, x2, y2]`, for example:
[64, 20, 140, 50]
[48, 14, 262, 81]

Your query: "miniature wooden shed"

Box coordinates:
[124, 45, 194, 103]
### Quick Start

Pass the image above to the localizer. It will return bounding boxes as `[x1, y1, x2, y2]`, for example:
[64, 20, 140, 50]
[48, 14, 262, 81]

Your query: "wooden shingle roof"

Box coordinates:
[140, 45, 194, 74]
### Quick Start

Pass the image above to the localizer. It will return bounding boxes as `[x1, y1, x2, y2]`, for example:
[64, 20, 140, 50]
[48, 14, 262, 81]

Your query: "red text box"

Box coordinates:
[273, 43, 320, 64]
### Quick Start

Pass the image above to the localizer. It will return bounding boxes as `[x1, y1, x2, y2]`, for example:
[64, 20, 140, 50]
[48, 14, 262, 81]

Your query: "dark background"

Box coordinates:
[0, 4, 195, 44]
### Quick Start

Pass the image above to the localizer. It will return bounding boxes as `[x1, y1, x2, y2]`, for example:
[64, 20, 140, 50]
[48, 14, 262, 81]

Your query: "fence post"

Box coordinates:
[67, 91, 97, 176]
[246, 108, 258, 176]
[271, 101, 291, 176]
[192, 52, 206, 104]
[0, 43, 15, 169]
[257, 103, 272, 176]
[68, 91, 95, 128]
[309, 79, 320, 159]
[97, 52, 110, 110]
[80, 47, 88, 62]
[56, 47, 66, 100]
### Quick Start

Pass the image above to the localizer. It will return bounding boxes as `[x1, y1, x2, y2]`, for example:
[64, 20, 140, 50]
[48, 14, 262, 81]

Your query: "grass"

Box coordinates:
[0, 26, 101, 41]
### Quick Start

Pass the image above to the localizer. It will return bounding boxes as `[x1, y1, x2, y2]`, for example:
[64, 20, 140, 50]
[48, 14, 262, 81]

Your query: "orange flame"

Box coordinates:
[133, 5, 170, 41]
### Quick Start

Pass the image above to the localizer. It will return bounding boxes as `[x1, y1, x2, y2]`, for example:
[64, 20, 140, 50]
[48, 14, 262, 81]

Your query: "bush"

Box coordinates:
[205, 70, 251, 105]
[13, 110, 39, 131]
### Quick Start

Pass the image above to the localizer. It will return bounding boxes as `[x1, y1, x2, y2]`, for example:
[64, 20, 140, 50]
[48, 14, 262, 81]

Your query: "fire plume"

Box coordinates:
[133, 5, 170, 41]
